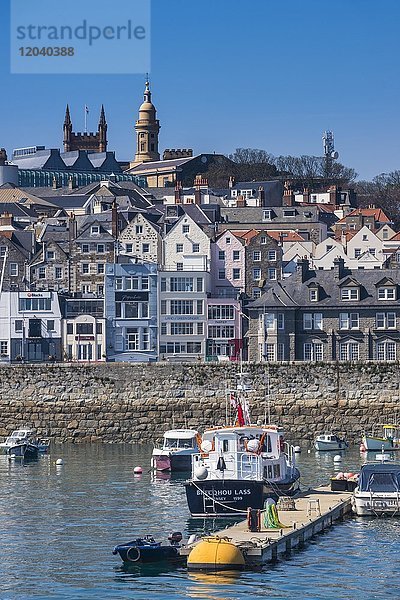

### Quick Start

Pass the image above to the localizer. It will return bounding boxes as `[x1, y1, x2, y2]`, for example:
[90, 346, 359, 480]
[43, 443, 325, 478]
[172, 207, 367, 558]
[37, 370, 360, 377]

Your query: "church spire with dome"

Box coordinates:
[133, 78, 160, 164]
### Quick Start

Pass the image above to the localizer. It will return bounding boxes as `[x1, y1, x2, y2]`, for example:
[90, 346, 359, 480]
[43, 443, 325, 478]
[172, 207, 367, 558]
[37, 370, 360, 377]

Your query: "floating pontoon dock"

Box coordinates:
[182, 486, 353, 570]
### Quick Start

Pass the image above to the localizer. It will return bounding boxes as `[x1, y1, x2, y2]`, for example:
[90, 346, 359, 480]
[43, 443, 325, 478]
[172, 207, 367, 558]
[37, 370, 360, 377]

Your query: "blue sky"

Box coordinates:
[0, 0, 399, 180]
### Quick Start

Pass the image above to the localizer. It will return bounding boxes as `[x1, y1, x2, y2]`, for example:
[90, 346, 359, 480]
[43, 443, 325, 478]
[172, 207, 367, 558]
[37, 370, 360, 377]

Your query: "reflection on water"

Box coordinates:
[187, 571, 242, 600]
[1, 444, 400, 599]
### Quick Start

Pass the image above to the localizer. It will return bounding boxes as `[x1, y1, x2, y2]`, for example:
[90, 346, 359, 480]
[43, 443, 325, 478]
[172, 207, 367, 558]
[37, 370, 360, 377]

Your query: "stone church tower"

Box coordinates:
[132, 80, 160, 164]
[63, 105, 108, 153]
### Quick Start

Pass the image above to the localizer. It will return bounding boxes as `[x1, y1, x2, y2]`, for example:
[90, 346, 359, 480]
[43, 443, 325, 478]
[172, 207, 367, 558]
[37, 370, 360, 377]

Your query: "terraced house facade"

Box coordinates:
[248, 258, 400, 363]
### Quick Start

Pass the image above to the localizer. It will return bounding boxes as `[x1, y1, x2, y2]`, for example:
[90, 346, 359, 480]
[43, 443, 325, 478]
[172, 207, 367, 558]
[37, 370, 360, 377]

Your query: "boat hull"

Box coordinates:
[8, 443, 39, 460]
[314, 440, 347, 451]
[185, 473, 300, 517]
[113, 543, 182, 563]
[352, 494, 400, 516]
[152, 451, 196, 472]
[362, 436, 394, 452]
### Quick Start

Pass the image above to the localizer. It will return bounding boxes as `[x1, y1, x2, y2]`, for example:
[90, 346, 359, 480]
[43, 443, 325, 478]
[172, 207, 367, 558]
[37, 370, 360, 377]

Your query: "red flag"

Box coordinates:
[236, 402, 245, 427]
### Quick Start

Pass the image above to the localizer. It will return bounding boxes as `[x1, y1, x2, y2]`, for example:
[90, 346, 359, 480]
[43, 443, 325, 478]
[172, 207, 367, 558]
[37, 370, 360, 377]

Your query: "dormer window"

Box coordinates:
[263, 210, 272, 221]
[341, 287, 359, 301]
[378, 287, 396, 300]
[309, 289, 318, 302]
[283, 209, 296, 217]
[91, 225, 100, 235]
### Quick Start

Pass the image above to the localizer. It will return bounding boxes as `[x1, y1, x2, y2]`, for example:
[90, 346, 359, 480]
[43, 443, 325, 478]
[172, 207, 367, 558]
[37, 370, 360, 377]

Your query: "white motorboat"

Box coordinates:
[352, 462, 400, 516]
[314, 434, 348, 451]
[361, 424, 400, 452]
[184, 372, 300, 517]
[151, 429, 200, 472]
[0, 428, 49, 454]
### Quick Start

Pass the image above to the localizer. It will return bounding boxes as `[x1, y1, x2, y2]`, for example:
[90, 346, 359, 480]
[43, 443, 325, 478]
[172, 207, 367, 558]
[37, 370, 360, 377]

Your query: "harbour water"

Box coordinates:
[0, 444, 399, 599]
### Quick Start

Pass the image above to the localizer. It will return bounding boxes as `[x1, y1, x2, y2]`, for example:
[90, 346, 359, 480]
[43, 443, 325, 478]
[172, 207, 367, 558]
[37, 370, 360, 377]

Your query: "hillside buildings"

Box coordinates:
[0, 82, 397, 364]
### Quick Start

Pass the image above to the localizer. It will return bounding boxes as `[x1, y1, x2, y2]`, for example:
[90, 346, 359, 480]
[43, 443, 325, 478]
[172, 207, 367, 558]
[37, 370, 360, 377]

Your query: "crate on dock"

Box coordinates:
[330, 478, 347, 491]
[330, 478, 357, 491]
[277, 496, 296, 511]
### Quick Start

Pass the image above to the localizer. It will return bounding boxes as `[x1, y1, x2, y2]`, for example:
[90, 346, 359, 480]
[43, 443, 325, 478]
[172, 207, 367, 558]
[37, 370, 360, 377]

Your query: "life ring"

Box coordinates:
[126, 546, 141, 562]
[197, 434, 215, 456]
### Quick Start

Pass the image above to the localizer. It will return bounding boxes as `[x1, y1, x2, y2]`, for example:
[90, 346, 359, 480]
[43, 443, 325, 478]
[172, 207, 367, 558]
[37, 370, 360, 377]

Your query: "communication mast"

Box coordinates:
[322, 130, 339, 179]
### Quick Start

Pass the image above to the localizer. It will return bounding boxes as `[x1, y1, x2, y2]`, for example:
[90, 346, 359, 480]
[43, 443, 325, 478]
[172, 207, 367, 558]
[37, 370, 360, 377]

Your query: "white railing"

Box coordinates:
[192, 451, 262, 480]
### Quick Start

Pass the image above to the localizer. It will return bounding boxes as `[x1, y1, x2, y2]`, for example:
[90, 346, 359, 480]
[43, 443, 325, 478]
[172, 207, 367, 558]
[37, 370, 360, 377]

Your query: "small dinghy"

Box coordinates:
[112, 532, 184, 564]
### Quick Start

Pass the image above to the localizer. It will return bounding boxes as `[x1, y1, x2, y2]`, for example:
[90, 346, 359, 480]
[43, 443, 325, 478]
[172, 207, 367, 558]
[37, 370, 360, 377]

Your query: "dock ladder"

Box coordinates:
[306, 499, 321, 516]
[203, 488, 216, 514]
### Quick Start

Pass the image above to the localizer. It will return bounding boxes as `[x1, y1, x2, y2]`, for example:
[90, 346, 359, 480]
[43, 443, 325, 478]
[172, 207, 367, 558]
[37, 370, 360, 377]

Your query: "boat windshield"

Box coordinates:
[9, 430, 31, 440]
[359, 469, 400, 492]
[164, 438, 194, 449]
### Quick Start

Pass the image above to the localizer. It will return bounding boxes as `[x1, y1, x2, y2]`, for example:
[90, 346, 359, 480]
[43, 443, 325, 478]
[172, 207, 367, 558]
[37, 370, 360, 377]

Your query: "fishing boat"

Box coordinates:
[112, 532, 184, 564]
[351, 462, 400, 516]
[361, 424, 400, 452]
[184, 372, 300, 517]
[314, 434, 348, 452]
[151, 429, 200, 472]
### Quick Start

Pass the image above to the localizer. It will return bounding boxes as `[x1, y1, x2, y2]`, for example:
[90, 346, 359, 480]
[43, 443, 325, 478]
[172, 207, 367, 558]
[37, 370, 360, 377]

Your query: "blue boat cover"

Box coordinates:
[358, 463, 400, 492]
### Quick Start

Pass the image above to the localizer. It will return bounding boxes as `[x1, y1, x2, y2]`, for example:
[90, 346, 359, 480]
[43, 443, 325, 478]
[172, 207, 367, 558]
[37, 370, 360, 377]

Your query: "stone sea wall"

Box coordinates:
[0, 362, 399, 445]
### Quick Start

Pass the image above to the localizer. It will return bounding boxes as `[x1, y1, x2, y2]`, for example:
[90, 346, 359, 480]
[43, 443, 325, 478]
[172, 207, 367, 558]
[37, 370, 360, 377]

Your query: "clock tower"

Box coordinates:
[132, 79, 160, 165]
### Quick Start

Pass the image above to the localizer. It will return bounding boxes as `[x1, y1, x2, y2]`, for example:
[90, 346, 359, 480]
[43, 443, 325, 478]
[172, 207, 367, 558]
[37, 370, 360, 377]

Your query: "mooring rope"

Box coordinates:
[190, 480, 252, 513]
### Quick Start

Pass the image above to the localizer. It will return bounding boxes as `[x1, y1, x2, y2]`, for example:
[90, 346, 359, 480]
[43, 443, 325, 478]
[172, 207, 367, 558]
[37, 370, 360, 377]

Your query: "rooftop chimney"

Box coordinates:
[258, 186, 265, 207]
[0, 212, 13, 228]
[68, 213, 77, 252]
[174, 180, 182, 204]
[296, 257, 309, 283]
[228, 176, 235, 189]
[68, 176, 77, 190]
[111, 199, 118, 238]
[283, 181, 295, 206]
[333, 256, 345, 280]
[236, 194, 246, 208]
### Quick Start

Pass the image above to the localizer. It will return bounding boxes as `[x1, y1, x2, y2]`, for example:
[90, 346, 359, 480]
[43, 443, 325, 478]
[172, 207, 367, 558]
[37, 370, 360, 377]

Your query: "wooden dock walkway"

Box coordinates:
[181, 486, 353, 569]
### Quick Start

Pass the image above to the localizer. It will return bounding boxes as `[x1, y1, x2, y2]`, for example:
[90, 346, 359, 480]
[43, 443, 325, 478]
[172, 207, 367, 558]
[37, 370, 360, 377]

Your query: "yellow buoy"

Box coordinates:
[187, 537, 245, 571]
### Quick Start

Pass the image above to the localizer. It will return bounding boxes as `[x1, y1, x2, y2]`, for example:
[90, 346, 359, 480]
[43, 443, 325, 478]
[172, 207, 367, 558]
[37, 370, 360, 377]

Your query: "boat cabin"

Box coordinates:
[382, 425, 399, 440]
[195, 425, 288, 482]
[316, 434, 341, 443]
[4, 429, 34, 444]
[162, 429, 198, 451]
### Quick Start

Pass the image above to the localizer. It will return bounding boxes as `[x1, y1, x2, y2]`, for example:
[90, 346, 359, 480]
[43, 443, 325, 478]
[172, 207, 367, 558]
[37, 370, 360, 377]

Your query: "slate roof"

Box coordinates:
[221, 205, 331, 226]
[12, 148, 66, 170]
[230, 180, 283, 205]
[0, 202, 37, 220]
[0, 184, 58, 208]
[126, 156, 196, 174]
[74, 218, 116, 241]
[248, 265, 400, 311]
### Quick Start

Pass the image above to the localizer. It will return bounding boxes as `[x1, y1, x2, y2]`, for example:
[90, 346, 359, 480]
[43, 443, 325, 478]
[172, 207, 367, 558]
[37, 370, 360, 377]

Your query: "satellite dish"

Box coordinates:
[331, 151, 339, 159]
